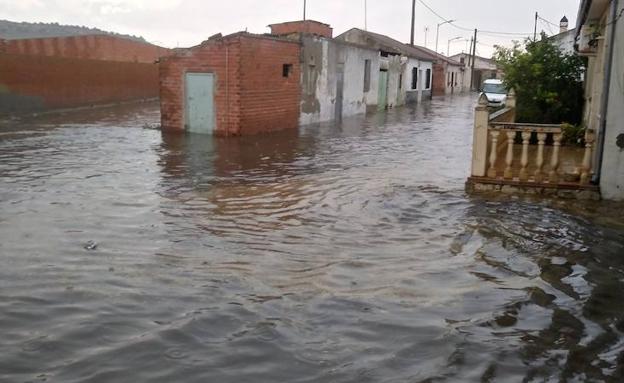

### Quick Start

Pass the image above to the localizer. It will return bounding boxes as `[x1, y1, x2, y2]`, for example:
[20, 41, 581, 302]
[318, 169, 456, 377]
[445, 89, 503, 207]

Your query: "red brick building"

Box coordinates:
[159, 32, 300, 136]
[0, 34, 169, 115]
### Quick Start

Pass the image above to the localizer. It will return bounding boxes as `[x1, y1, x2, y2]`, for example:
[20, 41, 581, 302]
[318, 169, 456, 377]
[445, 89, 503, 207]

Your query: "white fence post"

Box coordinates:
[471, 94, 490, 177]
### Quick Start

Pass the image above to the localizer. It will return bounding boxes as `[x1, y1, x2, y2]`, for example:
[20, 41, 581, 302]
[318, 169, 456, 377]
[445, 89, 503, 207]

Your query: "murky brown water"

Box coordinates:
[1, 96, 624, 383]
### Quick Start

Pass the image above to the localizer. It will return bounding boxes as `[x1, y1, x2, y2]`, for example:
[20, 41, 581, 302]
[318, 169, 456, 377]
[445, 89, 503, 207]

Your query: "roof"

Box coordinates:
[337, 28, 463, 66]
[549, 27, 576, 42]
[336, 28, 434, 62]
[166, 31, 299, 58]
[450, 53, 497, 65]
[268, 20, 330, 28]
[406, 43, 463, 66]
[561, 16, 569, 22]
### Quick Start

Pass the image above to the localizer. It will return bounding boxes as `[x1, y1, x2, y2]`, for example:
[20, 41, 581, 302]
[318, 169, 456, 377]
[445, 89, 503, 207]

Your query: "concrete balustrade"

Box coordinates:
[467, 89, 600, 199]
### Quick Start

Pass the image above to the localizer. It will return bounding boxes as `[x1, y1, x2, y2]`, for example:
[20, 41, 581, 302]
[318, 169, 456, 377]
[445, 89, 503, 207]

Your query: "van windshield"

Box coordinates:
[483, 83, 506, 94]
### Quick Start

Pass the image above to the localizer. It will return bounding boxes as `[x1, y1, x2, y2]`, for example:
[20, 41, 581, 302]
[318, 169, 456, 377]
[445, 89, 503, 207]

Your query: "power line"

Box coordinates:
[537, 15, 559, 28]
[417, 0, 534, 36]
[541, 19, 555, 35]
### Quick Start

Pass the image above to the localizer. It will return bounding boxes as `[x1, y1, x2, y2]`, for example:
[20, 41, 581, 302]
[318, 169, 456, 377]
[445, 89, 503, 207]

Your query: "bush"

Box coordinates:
[561, 123, 586, 147]
[494, 34, 586, 125]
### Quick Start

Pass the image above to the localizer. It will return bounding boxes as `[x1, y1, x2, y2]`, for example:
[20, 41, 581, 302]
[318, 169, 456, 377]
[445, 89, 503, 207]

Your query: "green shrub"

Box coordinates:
[561, 123, 586, 147]
[494, 34, 586, 125]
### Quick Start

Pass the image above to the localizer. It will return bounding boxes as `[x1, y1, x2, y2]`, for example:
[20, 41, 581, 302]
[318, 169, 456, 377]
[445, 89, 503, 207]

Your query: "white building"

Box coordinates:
[576, 0, 624, 200]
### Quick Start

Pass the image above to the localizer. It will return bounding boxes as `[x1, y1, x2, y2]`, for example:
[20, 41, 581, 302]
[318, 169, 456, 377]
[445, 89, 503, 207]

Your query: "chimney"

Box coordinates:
[560, 16, 569, 33]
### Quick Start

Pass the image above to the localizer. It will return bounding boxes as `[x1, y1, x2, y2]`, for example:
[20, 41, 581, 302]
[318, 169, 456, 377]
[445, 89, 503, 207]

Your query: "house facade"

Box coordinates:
[269, 21, 381, 126]
[450, 53, 502, 91]
[159, 32, 301, 136]
[575, 0, 624, 200]
[549, 16, 576, 55]
[335, 28, 435, 104]
[161, 21, 440, 135]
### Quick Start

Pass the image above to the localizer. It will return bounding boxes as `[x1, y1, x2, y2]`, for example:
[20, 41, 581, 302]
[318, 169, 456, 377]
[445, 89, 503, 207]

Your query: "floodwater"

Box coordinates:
[1, 96, 624, 383]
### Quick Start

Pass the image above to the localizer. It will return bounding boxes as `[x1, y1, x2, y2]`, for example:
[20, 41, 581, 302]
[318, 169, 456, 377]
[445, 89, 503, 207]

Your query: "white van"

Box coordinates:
[481, 79, 507, 107]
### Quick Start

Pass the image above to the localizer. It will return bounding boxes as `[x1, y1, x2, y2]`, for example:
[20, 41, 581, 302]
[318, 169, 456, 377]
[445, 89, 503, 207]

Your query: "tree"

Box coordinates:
[493, 34, 586, 125]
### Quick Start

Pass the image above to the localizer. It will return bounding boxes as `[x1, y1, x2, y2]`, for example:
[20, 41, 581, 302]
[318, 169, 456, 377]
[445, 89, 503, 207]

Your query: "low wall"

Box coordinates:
[2, 35, 169, 64]
[0, 53, 159, 115]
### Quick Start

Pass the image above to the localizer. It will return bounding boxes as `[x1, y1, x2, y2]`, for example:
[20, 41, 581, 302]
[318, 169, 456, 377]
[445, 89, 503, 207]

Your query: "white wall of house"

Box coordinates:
[342, 43, 380, 117]
[299, 36, 380, 125]
[450, 53, 501, 91]
[404, 58, 433, 102]
[445, 64, 463, 94]
[383, 55, 403, 108]
[551, 29, 577, 55]
[599, 1, 624, 200]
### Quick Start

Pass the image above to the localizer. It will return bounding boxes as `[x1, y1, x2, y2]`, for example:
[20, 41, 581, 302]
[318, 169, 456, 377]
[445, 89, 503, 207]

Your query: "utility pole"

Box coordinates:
[470, 29, 477, 91]
[303, 0, 306, 20]
[424, 27, 429, 48]
[468, 36, 473, 66]
[364, 0, 368, 30]
[533, 12, 538, 41]
[410, 0, 416, 46]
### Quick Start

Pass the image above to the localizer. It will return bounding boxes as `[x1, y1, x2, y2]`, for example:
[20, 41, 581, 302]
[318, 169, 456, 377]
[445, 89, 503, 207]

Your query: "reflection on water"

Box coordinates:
[1, 98, 624, 383]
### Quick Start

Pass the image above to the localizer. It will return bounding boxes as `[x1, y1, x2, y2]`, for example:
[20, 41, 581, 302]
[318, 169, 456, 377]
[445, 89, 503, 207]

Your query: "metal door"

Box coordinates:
[185, 73, 215, 134]
[378, 70, 388, 111]
[335, 63, 344, 121]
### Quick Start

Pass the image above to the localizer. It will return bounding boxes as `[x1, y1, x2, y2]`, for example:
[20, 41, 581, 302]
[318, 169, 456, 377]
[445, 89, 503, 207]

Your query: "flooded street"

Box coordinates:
[2, 95, 624, 382]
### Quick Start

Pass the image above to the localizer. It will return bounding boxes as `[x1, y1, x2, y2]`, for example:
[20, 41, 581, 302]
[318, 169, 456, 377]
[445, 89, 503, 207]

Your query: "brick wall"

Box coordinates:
[270, 20, 333, 38]
[159, 37, 242, 136]
[0, 53, 159, 114]
[159, 33, 301, 136]
[3, 34, 169, 63]
[238, 35, 301, 135]
[432, 62, 446, 97]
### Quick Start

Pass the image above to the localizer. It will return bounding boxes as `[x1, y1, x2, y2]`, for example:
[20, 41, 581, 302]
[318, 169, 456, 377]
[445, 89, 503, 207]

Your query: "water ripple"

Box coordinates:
[1, 98, 624, 382]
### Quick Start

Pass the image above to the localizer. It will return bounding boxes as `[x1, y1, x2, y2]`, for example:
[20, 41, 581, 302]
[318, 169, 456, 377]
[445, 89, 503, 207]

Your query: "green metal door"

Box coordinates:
[378, 71, 388, 111]
[185, 73, 215, 134]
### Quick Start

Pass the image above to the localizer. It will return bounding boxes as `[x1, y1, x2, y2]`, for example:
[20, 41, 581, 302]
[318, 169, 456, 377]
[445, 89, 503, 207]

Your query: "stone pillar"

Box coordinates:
[506, 88, 516, 122]
[471, 93, 490, 177]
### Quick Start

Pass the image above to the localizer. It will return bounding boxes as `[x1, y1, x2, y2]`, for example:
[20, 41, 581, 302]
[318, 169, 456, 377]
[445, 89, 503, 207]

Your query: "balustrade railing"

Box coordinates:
[470, 91, 596, 188]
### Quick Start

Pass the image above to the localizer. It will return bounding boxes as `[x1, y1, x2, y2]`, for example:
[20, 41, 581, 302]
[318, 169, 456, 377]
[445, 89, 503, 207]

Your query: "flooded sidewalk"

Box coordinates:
[1, 95, 624, 382]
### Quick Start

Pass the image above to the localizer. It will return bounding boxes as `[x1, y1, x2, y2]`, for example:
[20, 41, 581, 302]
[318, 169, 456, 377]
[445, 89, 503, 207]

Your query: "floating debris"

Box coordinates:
[142, 123, 161, 130]
[84, 240, 98, 251]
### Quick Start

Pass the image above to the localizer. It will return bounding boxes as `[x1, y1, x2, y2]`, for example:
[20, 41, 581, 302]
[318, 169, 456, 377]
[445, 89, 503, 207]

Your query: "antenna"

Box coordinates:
[364, 0, 368, 30]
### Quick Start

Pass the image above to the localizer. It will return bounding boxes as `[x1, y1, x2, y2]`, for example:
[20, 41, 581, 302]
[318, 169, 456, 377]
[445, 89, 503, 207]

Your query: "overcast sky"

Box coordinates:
[0, 0, 581, 57]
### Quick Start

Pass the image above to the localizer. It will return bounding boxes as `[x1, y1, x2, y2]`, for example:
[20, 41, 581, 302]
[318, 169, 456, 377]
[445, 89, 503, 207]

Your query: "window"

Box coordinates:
[482, 83, 506, 94]
[411, 67, 418, 90]
[425, 68, 431, 89]
[459, 57, 465, 64]
[399, 74, 402, 90]
[283, 64, 293, 78]
[364, 59, 371, 92]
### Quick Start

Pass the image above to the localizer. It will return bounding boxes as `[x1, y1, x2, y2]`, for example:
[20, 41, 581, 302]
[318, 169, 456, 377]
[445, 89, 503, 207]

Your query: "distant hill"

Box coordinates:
[0, 19, 147, 43]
